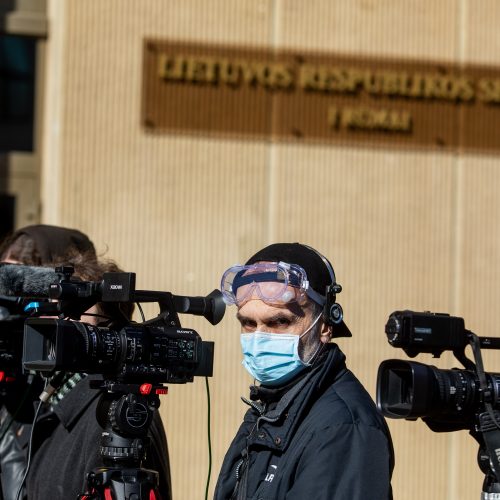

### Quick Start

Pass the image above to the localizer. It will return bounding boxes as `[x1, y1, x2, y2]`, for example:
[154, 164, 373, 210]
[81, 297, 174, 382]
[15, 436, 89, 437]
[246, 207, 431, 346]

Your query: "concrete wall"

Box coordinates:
[40, 1, 500, 498]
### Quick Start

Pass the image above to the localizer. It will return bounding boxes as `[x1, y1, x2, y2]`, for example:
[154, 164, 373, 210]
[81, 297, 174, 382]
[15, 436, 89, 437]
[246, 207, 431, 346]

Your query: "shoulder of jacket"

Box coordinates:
[308, 371, 384, 429]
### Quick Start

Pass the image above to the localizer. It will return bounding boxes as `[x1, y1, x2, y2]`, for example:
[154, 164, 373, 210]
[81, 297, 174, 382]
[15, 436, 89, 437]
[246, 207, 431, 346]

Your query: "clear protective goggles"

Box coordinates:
[220, 261, 319, 306]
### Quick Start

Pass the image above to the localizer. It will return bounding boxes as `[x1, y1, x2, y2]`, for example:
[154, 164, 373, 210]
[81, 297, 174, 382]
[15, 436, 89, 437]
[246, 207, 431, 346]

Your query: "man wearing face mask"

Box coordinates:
[214, 243, 394, 500]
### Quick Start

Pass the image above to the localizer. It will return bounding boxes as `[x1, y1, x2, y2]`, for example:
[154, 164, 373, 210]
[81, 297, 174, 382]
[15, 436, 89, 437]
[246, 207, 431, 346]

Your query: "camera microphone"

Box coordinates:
[0, 264, 61, 297]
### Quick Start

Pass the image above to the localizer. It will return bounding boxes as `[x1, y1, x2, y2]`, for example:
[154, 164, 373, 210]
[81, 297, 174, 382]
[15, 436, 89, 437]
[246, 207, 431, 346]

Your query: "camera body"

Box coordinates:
[0, 266, 224, 385]
[23, 318, 214, 383]
[385, 310, 467, 357]
[377, 310, 500, 432]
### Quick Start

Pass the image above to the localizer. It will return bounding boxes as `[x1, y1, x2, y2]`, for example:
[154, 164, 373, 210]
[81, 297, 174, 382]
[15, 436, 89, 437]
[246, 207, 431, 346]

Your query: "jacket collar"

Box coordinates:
[51, 374, 102, 430]
[245, 344, 347, 452]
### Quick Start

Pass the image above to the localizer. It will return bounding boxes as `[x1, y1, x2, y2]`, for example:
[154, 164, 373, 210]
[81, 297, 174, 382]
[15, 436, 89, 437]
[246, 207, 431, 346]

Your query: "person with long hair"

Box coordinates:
[0, 225, 171, 500]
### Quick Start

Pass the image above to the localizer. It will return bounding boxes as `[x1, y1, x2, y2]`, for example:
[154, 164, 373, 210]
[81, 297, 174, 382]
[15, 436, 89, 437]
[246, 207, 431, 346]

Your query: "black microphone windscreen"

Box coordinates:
[0, 264, 60, 297]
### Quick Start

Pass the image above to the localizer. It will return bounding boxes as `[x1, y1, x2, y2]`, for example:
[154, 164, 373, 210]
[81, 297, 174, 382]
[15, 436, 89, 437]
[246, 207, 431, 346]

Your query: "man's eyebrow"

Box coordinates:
[236, 312, 252, 323]
[265, 312, 297, 323]
[236, 312, 297, 323]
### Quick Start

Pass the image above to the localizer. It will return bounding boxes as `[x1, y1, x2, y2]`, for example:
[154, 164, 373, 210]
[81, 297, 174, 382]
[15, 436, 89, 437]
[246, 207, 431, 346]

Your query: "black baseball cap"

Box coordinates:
[246, 242, 351, 338]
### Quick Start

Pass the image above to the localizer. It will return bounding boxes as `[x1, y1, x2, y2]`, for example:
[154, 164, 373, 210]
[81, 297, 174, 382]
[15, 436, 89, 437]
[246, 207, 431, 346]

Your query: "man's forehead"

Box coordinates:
[236, 296, 310, 318]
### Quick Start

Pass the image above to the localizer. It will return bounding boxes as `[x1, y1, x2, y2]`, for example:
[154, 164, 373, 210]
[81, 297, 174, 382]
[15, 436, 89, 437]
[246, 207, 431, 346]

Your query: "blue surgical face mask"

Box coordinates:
[240, 314, 322, 387]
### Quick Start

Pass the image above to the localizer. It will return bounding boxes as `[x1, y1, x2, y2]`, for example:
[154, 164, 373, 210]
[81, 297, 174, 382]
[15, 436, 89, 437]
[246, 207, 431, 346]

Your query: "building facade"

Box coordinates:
[3, 1, 500, 498]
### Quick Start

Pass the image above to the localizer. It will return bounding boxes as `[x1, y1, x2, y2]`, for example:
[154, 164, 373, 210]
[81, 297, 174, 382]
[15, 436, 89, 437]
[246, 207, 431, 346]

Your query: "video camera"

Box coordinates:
[0, 263, 225, 384]
[377, 310, 500, 495]
[0, 263, 226, 499]
[377, 310, 500, 430]
[18, 266, 225, 384]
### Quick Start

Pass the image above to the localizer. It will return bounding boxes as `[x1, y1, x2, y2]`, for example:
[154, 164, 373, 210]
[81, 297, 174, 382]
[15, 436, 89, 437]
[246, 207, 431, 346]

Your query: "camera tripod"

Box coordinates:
[473, 410, 500, 500]
[78, 380, 167, 500]
[479, 449, 500, 500]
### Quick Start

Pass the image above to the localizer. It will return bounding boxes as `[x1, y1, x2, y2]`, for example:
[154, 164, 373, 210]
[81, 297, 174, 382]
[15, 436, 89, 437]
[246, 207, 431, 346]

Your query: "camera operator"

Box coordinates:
[0, 225, 171, 499]
[214, 243, 394, 500]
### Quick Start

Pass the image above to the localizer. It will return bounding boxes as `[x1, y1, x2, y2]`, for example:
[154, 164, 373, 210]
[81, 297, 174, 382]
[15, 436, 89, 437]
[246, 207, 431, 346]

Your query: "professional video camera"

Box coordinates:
[21, 267, 223, 384]
[376, 310, 500, 498]
[0, 263, 225, 500]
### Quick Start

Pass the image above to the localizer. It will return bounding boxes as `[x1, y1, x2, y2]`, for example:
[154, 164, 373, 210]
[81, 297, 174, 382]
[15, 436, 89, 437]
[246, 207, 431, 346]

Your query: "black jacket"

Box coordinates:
[25, 376, 172, 499]
[0, 412, 28, 500]
[0, 376, 45, 500]
[214, 344, 394, 500]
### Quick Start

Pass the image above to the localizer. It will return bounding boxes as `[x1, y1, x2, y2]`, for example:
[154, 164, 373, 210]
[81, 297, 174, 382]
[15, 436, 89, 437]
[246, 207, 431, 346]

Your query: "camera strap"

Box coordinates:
[469, 333, 500, 482]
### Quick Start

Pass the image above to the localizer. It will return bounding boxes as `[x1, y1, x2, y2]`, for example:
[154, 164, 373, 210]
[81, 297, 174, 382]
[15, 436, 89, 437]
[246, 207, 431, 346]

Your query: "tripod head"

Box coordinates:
[79, 380, 168, 500]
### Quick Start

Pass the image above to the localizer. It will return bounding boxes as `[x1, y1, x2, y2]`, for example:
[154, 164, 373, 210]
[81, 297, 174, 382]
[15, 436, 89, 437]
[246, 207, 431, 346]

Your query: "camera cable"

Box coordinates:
[14, 370, 68, 500]
[14, 376, 50, 500]
[38, 371, 70, 403]
[136, 302, 146, 322]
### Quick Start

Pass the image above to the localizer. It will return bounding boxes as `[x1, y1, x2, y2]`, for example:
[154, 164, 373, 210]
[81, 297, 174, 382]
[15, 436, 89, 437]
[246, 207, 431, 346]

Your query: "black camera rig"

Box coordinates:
[0, 265, 225, 500]
[19, 266, 224, 382]
[377, 310, 500, 498]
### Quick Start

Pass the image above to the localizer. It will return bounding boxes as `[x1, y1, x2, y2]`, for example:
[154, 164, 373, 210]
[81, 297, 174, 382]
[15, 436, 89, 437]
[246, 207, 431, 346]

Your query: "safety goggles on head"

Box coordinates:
[221, 261, 324, 306]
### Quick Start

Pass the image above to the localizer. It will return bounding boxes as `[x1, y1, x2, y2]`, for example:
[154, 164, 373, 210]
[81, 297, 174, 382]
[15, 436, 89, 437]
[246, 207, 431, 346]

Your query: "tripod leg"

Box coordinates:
[79, 468, 161, 500]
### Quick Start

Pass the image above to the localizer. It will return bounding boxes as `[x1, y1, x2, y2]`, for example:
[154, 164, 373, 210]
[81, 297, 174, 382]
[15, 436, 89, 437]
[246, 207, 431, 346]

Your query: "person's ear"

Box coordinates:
[320, 323, 332, 344]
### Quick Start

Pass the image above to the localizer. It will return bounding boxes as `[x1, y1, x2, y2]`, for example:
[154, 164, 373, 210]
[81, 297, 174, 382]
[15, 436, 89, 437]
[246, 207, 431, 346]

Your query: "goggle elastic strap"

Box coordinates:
[305, 287, 326, 307]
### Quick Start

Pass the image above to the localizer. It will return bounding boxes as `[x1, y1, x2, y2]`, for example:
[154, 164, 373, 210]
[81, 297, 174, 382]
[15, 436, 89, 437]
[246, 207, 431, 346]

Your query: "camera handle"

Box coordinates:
[78, 380, 167, 500]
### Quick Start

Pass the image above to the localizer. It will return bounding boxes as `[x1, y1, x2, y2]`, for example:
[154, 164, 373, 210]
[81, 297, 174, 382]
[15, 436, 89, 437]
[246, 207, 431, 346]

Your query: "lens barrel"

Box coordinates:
[23, 318, 213, 383]
[377, 359, 500, 429]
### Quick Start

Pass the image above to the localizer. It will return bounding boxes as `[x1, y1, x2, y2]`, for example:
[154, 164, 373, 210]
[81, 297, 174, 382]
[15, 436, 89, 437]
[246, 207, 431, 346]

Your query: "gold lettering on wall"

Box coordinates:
[144, 40, 500, 153]
[328, 107, 412, 133]
[158, 55, 483, 103]
[158, 54, 295, 90]
[477, 78, 500, 103]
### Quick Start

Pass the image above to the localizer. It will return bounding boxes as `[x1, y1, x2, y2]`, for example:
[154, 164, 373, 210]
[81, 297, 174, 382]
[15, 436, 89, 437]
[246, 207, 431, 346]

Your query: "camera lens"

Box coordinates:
[377, 359, 485, 429]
